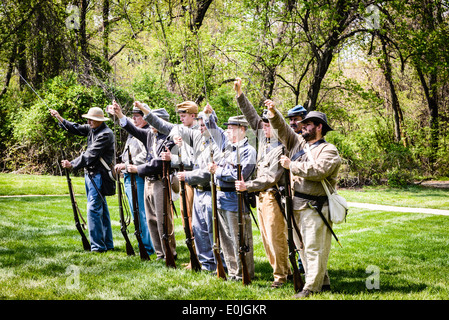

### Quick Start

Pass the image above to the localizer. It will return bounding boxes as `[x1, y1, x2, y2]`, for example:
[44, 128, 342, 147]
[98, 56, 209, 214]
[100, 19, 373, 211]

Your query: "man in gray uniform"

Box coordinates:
[135, 101, 198, 260]
[233, 78, 290, 288]
[109, 101, 177, 261]
[162, 105, 226, 271]
[208, 115, 257, 281]
[114, 106, 155, 257]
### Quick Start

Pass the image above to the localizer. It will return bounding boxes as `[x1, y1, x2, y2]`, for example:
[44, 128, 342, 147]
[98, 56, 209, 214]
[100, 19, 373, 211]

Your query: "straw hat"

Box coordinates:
[82, 107, 110, 122]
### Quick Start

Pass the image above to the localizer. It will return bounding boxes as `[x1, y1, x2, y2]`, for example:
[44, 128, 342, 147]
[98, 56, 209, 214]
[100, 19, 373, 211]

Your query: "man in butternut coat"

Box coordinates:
[265, 99, 341, 298]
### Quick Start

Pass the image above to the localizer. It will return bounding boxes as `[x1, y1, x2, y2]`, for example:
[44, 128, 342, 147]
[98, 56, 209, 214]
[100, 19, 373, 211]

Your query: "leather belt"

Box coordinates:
[294, 191, 327, 203]
[145, 175, 161, 181]
[195, 185, 211, 192]
[217, 186, 236, 192]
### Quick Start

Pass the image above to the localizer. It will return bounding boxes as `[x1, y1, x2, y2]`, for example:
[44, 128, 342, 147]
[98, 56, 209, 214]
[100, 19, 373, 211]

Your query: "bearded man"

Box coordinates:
[265, 100, 341, 299]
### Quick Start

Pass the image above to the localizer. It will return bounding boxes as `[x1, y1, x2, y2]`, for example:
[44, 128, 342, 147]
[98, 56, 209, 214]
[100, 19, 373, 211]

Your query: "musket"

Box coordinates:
[210, 145, 227, 280]
[127, 146, 150, 261]
[178, 148, 202, 272]
[237, 151, 251, 285]
[162, 158, 177, 268]
[117, 170, 135, 256]
[283, 147, 305, 292]
[64, 168, 91, 251]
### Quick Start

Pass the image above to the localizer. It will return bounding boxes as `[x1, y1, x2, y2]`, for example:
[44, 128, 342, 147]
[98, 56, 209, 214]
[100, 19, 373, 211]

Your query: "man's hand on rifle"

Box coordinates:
[177, 171, 186, 181]
[133, 101, 150, 116]
[49, 109, 64, 123]
[208, 162, 217, 174]
[235, 179, 247, 192]
[106, 100, 125, 119]
[234, 77, 243, 97]
[61, 159, 72, 169]
[264, 99, 276, 117]
[203, 103, 213, 115]
[114, 163, 126, 173]
[280, 155, 291, 169]
[161, 148, 171, 162]
[126, 164, 138, 173]
[174, 136, 183, 147]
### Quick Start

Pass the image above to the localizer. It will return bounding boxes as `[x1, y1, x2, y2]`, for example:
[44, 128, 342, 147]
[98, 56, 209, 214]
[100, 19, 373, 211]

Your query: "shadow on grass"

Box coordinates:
[329, 268, 427, 294]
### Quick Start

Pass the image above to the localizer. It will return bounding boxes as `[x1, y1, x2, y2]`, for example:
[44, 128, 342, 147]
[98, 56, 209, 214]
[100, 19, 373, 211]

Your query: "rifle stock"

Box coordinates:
[237, 164, 251, 285]
[128, 146, 150, 261]
[65, 168, 91, 251]
[162, 160, 177, 268]
[210, 147, 227, 280]
[283, 159, 304, 292]
[178, 153, 201, 272]
[117, 172, 135, 256]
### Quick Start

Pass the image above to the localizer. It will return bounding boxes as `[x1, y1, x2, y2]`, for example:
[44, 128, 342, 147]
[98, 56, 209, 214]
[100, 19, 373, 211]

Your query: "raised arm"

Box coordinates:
[234, 78, 263, 132]
[265, 99, 300, 152]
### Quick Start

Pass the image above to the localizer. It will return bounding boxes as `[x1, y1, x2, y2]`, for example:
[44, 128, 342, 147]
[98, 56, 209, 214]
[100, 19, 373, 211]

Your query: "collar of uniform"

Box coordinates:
[231, 137, 248, 150]
[92, 122, 106, 133]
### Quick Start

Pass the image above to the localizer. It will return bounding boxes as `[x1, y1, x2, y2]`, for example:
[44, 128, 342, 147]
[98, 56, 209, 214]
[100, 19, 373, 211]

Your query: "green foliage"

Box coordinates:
[1, 0, 449, 184]
[5, 72, 112, 174]
[131, 70, 180, 123]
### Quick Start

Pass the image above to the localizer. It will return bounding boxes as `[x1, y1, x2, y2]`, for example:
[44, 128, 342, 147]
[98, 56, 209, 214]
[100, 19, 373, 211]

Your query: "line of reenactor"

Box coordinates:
[50, 78, 341, 299]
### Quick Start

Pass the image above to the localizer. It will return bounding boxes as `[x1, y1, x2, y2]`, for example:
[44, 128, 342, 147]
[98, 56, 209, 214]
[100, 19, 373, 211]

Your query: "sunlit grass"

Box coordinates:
[0, 174, 448, 300]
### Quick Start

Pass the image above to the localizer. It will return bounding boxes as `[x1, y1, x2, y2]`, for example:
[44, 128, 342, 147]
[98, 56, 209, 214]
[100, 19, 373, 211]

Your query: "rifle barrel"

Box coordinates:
[117, 173, 135, 256]
[283, 165, 304, 292]
[65, 168, 91, 251]
[210, 148, 227, 280]
[162, 160, 177, 268]
[128, 146, 150, 261]
[237, 164, 251, 285]
[179, 154, 201, 272]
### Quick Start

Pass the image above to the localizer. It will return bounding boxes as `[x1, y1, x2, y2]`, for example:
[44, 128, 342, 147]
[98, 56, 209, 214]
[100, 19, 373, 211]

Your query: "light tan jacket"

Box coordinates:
[268, 108, 341, 210]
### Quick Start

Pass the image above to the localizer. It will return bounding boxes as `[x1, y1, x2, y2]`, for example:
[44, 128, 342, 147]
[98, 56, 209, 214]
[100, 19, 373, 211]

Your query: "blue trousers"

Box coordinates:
[85, 173, 114, 252]
[192, 188, 227, 272]
[124, 173, 155, 256]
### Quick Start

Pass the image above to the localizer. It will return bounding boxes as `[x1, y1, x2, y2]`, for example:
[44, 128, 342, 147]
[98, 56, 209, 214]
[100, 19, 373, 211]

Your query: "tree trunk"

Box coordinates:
[303, 50, 332, 111]
[0, 45, 16, 98]
[417, 67, 439, 168]
[302, 0, 352, 111]
[33, 7, 44, 88]
[190, 0, 213, 32]
[380, 35, 406, 146]
[17, 42, 28, 90]
[102, 0, 109, 61]
[79, 0, 90, 75]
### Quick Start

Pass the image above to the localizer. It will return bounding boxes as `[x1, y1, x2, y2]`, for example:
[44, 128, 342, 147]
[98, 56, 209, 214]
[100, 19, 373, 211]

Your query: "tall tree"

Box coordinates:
[391, 0, 449, 168]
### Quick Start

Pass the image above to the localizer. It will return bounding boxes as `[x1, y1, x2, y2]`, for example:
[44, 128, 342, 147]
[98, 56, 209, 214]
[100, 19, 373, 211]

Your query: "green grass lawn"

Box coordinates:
[0, 173, 448, 302]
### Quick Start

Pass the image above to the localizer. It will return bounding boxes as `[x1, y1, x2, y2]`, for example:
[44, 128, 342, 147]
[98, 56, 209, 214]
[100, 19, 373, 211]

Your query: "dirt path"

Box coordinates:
[348, 202, 449, 216]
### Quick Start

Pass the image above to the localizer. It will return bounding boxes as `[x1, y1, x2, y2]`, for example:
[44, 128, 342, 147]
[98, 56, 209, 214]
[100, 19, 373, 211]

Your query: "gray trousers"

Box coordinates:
[144, 179, 176, 259]
[218, 209, 254, 279]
